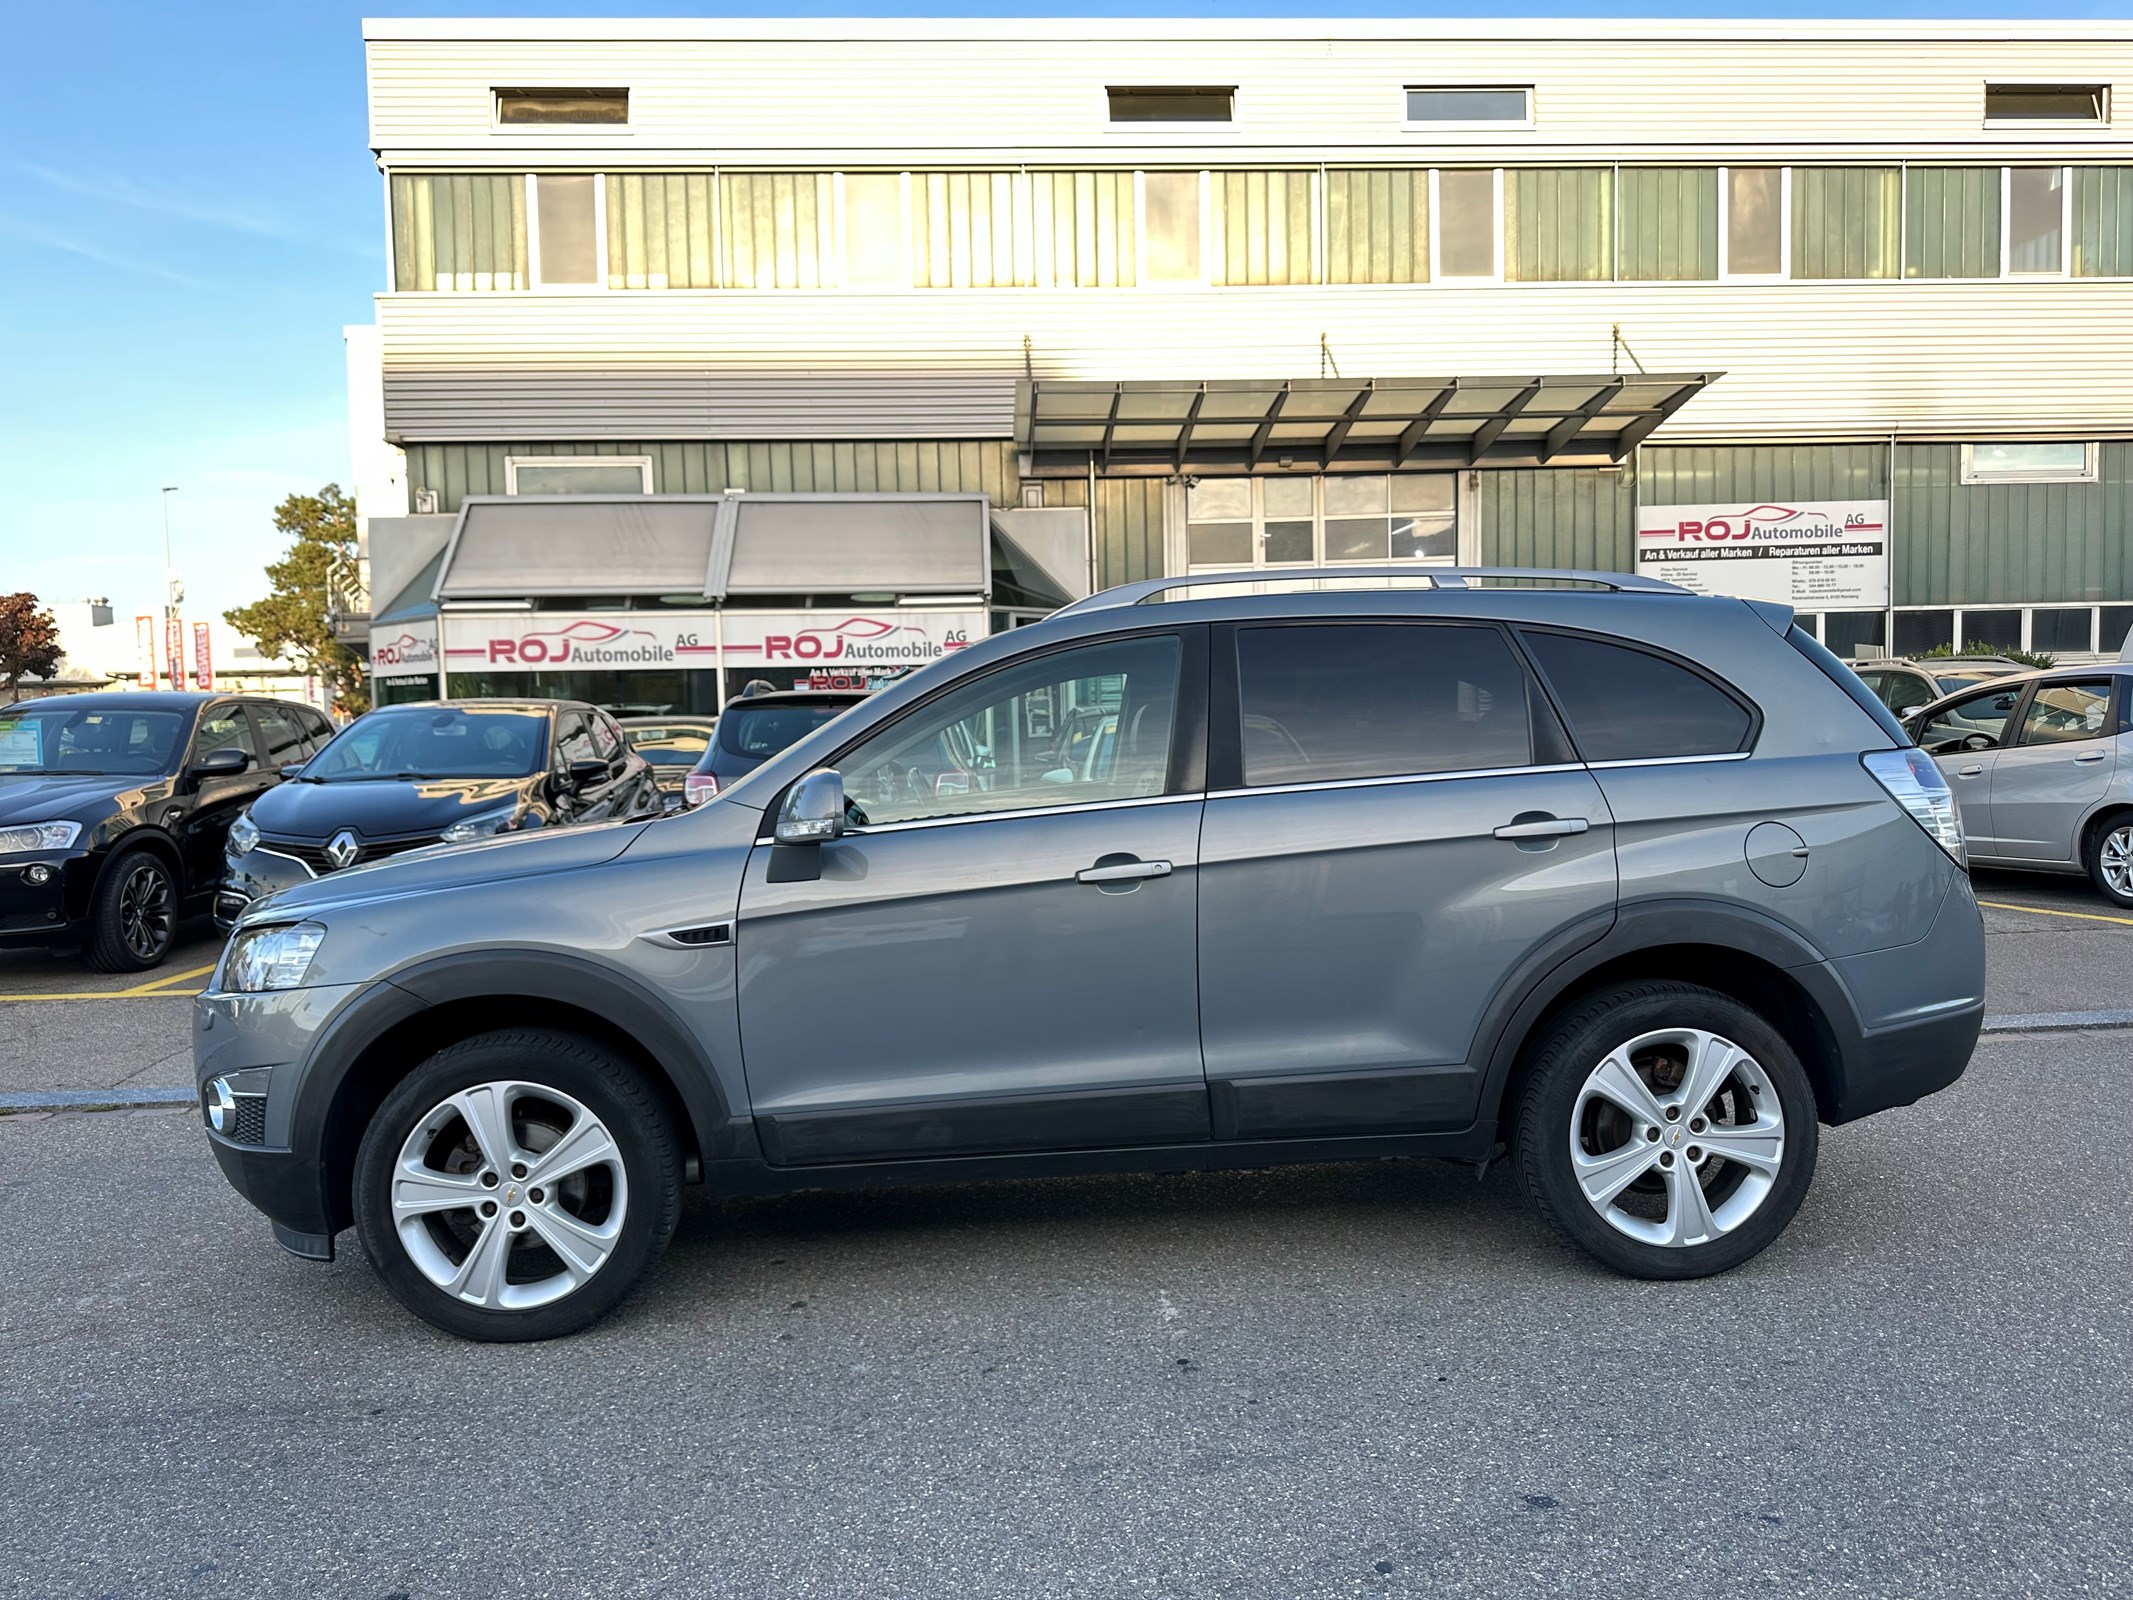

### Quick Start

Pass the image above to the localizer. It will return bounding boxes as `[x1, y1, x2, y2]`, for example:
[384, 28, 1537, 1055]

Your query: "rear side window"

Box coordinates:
[1520, 630, 1753, 762]
[252, 703, 307, 767]
[1785, 627, 1908, 746]
[2018, 680, 2113, 745]
[1235, 623, 1533, 785]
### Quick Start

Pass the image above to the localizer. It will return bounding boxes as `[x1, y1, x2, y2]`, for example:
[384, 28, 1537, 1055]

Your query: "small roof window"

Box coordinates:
[1107, 86, 1234, 123]
[1405, 86, 1533, 127]
[1984, 83, 2108, 124]
[495, 87, 630, 127]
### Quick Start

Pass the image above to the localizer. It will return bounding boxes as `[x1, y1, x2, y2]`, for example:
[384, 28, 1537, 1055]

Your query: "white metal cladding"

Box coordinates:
[376, 279, 2133, 442]
[366, 24, 2133, 164]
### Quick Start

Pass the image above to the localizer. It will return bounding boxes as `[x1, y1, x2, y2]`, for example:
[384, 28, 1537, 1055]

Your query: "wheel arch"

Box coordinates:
[295, 950, 752, 1236]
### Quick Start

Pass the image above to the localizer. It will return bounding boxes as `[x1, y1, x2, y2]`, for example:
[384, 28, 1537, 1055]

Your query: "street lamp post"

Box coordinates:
[160, 486, 179, 689]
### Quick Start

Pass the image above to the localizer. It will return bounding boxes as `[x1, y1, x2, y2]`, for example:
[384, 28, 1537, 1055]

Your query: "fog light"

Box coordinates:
[204, 1077, 236, 1135]
[24, 864, 52, 885]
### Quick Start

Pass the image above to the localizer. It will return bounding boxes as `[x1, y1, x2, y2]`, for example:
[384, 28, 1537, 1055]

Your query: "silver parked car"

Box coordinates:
[196, 567, 1985, 1340]
[1907, 664, 2133, 904]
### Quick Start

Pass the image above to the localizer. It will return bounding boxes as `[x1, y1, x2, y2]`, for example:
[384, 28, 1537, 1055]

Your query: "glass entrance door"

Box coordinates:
[1184, 474, 1458, 573]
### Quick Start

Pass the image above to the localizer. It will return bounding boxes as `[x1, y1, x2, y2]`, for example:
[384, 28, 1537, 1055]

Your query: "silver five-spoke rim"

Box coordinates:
[1570, 1028, 1785, 1249]
[392, 1080, 628, 1311]
[2101, 825, 2133, 897]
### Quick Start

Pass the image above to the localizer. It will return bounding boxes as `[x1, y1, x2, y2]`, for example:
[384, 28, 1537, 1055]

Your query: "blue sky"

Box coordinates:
[5, 1, 2133, 634]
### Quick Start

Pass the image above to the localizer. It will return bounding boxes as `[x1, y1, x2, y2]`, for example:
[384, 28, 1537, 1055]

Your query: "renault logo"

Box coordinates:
[323, 830, 360, 871]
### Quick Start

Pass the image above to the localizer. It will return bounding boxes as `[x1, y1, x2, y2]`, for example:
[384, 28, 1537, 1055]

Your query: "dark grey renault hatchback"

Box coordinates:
[196, 568, 1984, 1340]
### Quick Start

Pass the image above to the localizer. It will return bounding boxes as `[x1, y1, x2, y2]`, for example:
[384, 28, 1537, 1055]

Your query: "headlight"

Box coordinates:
[220, 921, 327, 992]
[0, 820, 82, 855]
[440, 805, 518, 844]
[226, 813, 260, 858]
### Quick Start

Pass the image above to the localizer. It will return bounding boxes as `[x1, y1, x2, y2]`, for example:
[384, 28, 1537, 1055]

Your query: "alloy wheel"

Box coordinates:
[1569, 1028, 1786, 1249]
[390, 1080, 629, 1311]
[2101, 825, 2133, 898]
[118, 863, 175, 961]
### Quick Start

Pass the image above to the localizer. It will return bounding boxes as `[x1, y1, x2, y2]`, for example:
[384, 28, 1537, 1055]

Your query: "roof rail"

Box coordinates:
[1054, 566, 1691, 615]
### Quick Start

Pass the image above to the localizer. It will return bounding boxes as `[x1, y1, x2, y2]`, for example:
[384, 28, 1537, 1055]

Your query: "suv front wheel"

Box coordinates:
[1514, 982, 1819, 1279]
[353, 1029, 683, 1341]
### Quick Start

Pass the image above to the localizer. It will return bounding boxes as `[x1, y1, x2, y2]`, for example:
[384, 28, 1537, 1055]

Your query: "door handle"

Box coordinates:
[1955, 764, 1985, 778]
[1077, 859, 1173, 884]
[2074, 751, 2108, 764]
[1493, 816, 1590, 840]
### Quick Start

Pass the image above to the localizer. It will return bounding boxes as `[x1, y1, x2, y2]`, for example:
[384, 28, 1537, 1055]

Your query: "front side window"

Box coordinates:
[841, 635, 1182, 827]
[1520, 631, 1754, 762]
[1236, 623, 1534, 786]
[2019, 681, 2114, 745]
[193, 707, 261, 767]
[1917, 687, 2022, 755]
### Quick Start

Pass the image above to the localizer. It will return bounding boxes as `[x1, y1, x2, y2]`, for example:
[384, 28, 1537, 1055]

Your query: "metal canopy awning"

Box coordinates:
[435, 495, 723, 600]
[1016, 374, 1718, 477]
[710, 493, 991, 597]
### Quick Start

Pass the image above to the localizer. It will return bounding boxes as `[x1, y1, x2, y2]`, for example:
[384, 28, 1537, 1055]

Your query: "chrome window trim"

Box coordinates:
[252, 846, 318, 879]
[1208, 762, 1584, 802]
[1584, 751, 1753, 770]
[753, 790, 1204, 844]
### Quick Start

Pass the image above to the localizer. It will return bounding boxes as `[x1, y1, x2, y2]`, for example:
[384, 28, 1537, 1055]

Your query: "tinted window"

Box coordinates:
[0, 706, 188, 775]
[1917, 686, 2022, 755]
[1521, 631, 1752, 762]
[554, 712, 597, 767]
[589, 711, 624, 761]
[298, 709, 334, 754]
[718, 702, 855, 759]
[306, 707, 547, 779]
[842, 636, 1182, 827]
[194, 706, 261, 766]
[1237, 624, 1532, 785]
[2019, 680, 2113, 745]
[252, 704, 307, 766]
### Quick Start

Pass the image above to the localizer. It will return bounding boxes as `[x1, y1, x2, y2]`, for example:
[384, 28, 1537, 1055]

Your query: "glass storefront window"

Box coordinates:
[1185, 475, 1459, 571]
[445, 669, 727, 716]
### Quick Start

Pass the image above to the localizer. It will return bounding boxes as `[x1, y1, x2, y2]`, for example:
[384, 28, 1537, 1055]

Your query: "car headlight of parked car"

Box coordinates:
[0, 819, 82, 856]
[226, 812, 260, 858]
[440, 805, 520, 844]
[219, 921, 328, 993]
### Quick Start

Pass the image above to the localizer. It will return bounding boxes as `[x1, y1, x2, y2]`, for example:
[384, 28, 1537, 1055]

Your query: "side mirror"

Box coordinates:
[191, 746, 251, 780]
[776, 768, 846, 846]
[278, 762, 306, 779]
[563, 757, 610, 791]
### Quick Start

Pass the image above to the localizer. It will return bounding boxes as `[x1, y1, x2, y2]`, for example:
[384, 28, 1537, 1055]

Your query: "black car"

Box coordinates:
[0, 691, 333, 970]
[219, 699, 661, 924]
[681, 689, 867, 806]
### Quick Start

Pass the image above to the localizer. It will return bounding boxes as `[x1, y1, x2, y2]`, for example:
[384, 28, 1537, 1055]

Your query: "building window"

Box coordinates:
[1108, 86, 1233, 123]
[1722, 167, 1786, 278]
[841, 173, 909, 288]
[720, 172, 836, 289]
[390, 173, 526, 291]
[1405, 87, 1532, 128]
[532, 174, 600, 285]
[2006, 167, 2069, 274]
[1894, 610, 1955, 657]
[503, 456, 654, 495]
[1209, 171, 1316, 285]
[1792, 167, 1899, 279]
[1985, 84, 2108, 125]
[1141, 171, 1204, 284]
[1904, 167, 2000, 279]
[605, 174, 715, 288]
[1185, 475, 1456, 570]
[1434, 169, 1499, 279]
[1618, 167, 1718, 281]
[495, 88, 629, 127]
[1324, 169, 1429, 283]
[2104, 606, 2133, 655]
[2031, 608, 2096, 654]
[1032, 171, 1136, 288]
[1960, 609, 2023, 653]
[1959, 442, 2098, 484]
[2074, 166, 2133, 276]
[1504, 167, 1613, 281]
[912, 171, 1031, 288]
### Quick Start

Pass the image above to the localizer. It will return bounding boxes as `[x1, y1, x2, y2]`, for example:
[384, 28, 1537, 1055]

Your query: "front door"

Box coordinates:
[735, 629, 1210, 1165]
[177, 704, 273, 892]
[1990, 678, 2118, 861]
[1197, 621, 1618, 1139]
[1917, 683, 2025, 854]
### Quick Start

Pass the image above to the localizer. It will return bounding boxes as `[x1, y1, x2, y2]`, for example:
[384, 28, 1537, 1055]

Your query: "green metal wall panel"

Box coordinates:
[1618, 168, 1718, 281]
[1792, 167, 1901, 279]
[1893, 443, 2133, 606]
[1638, 443, 1888, 506]
[1504, 168, 1614, 282]
[1039, 477, 1165, 589]
[1903, 168, 1999, 279]
[2074, 167, 2133, 277]
[1323, 169, 1428, 283]
[1480, 469, 1636, 571]
[404, 440, 1020, 512]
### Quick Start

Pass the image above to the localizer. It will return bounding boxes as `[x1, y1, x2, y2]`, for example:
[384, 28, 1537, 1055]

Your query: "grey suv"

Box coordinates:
[196, 568, 1985, 1340]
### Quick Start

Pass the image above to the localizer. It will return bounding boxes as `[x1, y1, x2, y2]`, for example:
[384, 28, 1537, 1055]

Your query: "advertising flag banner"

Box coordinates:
[1635, 499, 1890, 610]
[135, 616, 156, 688]
[166, 615, 186, 690]
[192, 622, 213, 690]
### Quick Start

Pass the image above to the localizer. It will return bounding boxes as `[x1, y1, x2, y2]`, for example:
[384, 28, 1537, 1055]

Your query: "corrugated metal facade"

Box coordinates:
[1038, 477, 1167, 590]
[1480, 469, 1637, 571]
[1895, 443, 2133, 606]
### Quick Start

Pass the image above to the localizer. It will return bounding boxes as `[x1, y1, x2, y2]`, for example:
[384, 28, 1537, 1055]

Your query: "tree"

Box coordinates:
[225, 485, 370, 714]
[0, 592, 62, 704]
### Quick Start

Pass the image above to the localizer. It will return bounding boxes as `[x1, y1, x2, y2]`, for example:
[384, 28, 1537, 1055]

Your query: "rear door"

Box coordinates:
[1915, 683, 2025, 854]
[1196, 620, 1616, 1140]
[1990, 677, 2118, 861]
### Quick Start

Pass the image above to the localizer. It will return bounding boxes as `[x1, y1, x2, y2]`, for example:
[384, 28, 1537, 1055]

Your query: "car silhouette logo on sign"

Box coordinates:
[324, 830, 360, 871]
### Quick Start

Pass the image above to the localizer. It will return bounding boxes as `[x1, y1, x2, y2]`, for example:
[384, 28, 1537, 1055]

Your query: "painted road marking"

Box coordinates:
[1977, 899, 2133, 929]
[0, 962, 216, 1003]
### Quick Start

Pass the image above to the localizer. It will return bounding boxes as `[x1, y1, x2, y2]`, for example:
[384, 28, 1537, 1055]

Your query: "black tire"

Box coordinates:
[83, 846, 178, 973]
[354, 1029, 683, 1342]
[2084, 812, 2133, 908]
[1513, 981, 1819, 1280]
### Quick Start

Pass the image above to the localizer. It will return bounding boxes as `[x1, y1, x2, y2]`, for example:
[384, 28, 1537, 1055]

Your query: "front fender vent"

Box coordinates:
[642, 922, 733, 949]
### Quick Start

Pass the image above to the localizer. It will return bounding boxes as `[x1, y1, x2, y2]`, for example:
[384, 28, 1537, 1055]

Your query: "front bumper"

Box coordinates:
[0, 849, 91, 946]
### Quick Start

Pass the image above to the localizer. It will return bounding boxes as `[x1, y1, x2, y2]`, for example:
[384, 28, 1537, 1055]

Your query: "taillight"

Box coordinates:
[683, 771, 719, 808]
[1861, 748, 1965, 864]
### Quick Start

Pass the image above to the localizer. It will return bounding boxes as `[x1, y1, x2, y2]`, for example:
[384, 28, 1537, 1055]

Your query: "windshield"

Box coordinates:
[715, 702, 853, 760]
[0, 707, 188, 776]
[305, 707, 548, 780]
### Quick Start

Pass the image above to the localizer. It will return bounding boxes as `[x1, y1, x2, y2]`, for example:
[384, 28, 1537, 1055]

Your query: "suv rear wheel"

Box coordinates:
[353, 1029, 683, 1341]
[1514, 982, 1818, 1279]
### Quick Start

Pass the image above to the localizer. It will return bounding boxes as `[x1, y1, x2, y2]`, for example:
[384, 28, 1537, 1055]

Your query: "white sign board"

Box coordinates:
[1635, 499, 1889, 610]
[369, 618, 440, 677]
[440, 611, 986, 676]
